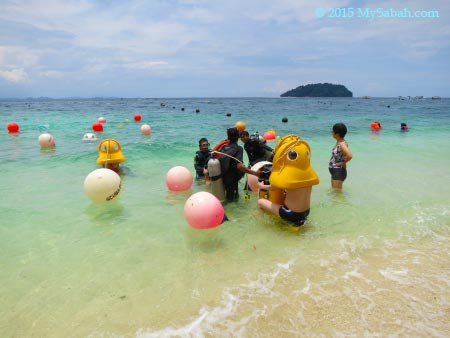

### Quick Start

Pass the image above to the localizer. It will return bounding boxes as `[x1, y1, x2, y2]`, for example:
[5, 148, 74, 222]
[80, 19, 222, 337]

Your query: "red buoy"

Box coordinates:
[134, 114, 142, 122]
[92, 122, 103, 132]
[7, 122, 19, 133]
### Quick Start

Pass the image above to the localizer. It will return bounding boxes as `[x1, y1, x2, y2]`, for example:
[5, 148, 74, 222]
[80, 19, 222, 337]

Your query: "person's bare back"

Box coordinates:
[284, 187, 311, 212]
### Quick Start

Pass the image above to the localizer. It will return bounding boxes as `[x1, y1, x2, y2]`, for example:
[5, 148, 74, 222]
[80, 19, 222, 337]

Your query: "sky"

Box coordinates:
[0, 0, 449, 98]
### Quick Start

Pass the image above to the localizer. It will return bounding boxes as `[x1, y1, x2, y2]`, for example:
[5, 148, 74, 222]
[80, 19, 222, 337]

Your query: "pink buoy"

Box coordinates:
[134, 114, 142, 122]
[247, 161, 272, 192]
[184, 192, 224, 229]
[141, 124, 151, 135]
[98, 117, 106, 123]
[92, 122, 103, 132]
[7, 122, 19, 133]
[38, 133, 55, 148]
[166, 166, 193, 192]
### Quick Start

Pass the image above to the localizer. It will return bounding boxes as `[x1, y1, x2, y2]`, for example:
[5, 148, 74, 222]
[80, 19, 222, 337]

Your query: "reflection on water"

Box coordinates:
[84, 201, 127, 225]
[165, 189, 194, 205]
[40, 147, 56, 156]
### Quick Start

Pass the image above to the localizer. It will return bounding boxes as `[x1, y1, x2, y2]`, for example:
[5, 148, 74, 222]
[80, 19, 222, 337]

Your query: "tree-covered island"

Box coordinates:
[280, 83, 353, 97]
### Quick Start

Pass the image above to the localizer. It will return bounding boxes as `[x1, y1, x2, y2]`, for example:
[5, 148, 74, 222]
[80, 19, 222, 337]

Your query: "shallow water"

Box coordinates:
[0, 97, 449, 337]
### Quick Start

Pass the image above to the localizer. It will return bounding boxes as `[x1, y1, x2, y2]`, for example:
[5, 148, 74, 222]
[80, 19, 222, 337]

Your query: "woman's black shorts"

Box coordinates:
[329, 167, 347, 181]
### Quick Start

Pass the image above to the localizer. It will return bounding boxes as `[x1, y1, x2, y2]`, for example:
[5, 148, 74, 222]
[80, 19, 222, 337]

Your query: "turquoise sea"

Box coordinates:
[1, 97, 449, 337]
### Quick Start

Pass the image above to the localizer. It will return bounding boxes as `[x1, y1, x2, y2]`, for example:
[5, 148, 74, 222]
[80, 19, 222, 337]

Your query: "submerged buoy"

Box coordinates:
[82, 133, 97, 142]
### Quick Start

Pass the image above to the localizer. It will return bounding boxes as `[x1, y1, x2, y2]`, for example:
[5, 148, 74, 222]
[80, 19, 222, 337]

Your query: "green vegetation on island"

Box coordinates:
[280, 83, 353, 97]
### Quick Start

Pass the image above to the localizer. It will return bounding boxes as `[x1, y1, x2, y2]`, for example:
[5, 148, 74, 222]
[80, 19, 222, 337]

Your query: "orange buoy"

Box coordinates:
[370, 121, 381, 130]
[235, 121, 246, 132]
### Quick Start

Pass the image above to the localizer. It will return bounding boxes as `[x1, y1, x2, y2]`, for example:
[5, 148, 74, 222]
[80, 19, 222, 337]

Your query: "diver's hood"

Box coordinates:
[269, 134, 319, 189]
[96, 138, 125, 164]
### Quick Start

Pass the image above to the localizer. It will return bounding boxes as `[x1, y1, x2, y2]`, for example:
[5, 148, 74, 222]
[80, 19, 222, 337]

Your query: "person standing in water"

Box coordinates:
[218, 127, 260, 201]
[97, 138, 126, 174]
[194, 137, 211, 179]
[329, 123, 352, 190]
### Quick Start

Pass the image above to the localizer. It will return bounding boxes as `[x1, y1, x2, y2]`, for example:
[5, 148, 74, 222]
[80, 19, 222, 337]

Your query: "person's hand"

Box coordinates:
[258, 181, 266, 189]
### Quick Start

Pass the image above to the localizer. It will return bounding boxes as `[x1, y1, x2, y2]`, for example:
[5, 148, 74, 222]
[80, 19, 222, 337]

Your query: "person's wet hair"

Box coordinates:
[240, 131, 249, 138]
[227, 127, 239, 142]
[333, 123, 347, 138]
[198, 137, 209, 147]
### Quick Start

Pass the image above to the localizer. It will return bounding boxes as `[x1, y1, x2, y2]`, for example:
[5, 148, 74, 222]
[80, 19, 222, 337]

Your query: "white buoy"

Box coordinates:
[38, 133, 55, 148]
[82, 133, 97, 142]
[247, 161, 272, 192]
[141, 124, 151, 135]
[83, 168, 122, 203]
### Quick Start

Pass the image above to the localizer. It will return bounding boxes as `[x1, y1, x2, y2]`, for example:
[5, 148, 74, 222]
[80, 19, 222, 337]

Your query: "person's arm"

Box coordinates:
[257, 180, 278, 191]
[194, 154, 203, 172]
[237, 162, 260, 176]
[262, 143, 273, 153]
[340, 142, 353, 168]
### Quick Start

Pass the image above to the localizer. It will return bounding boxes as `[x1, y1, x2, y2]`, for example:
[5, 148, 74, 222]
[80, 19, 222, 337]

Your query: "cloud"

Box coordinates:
[39, 70, 64, 79]
[122, 61, 170, 70]
[0, 68, 29, 83]
[0, 0, 449, 97]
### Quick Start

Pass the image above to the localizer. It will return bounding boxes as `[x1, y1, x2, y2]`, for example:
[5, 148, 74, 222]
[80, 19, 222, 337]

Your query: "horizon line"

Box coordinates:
[0, 96, 446, 100]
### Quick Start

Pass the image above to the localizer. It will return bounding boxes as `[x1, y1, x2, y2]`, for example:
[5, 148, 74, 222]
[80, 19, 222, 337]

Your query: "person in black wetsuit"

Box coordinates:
[194, 137, 211, 178]
[239, 131, 274, 166]
[217, 128, 260, 201]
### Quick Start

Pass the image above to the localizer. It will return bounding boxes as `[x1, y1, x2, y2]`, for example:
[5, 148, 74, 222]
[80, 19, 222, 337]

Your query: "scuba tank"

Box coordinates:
[207, 158, 225, 202]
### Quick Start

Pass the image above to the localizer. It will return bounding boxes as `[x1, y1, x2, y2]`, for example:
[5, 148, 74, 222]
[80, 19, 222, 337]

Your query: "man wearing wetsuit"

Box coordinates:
[218, 128, 260, 201]
[239, 131, 273, 166]
[194, 137, 211, 178]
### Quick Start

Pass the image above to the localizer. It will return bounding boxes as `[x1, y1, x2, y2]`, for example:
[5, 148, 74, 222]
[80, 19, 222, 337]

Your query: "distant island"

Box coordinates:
[280, 83, 353, 97]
